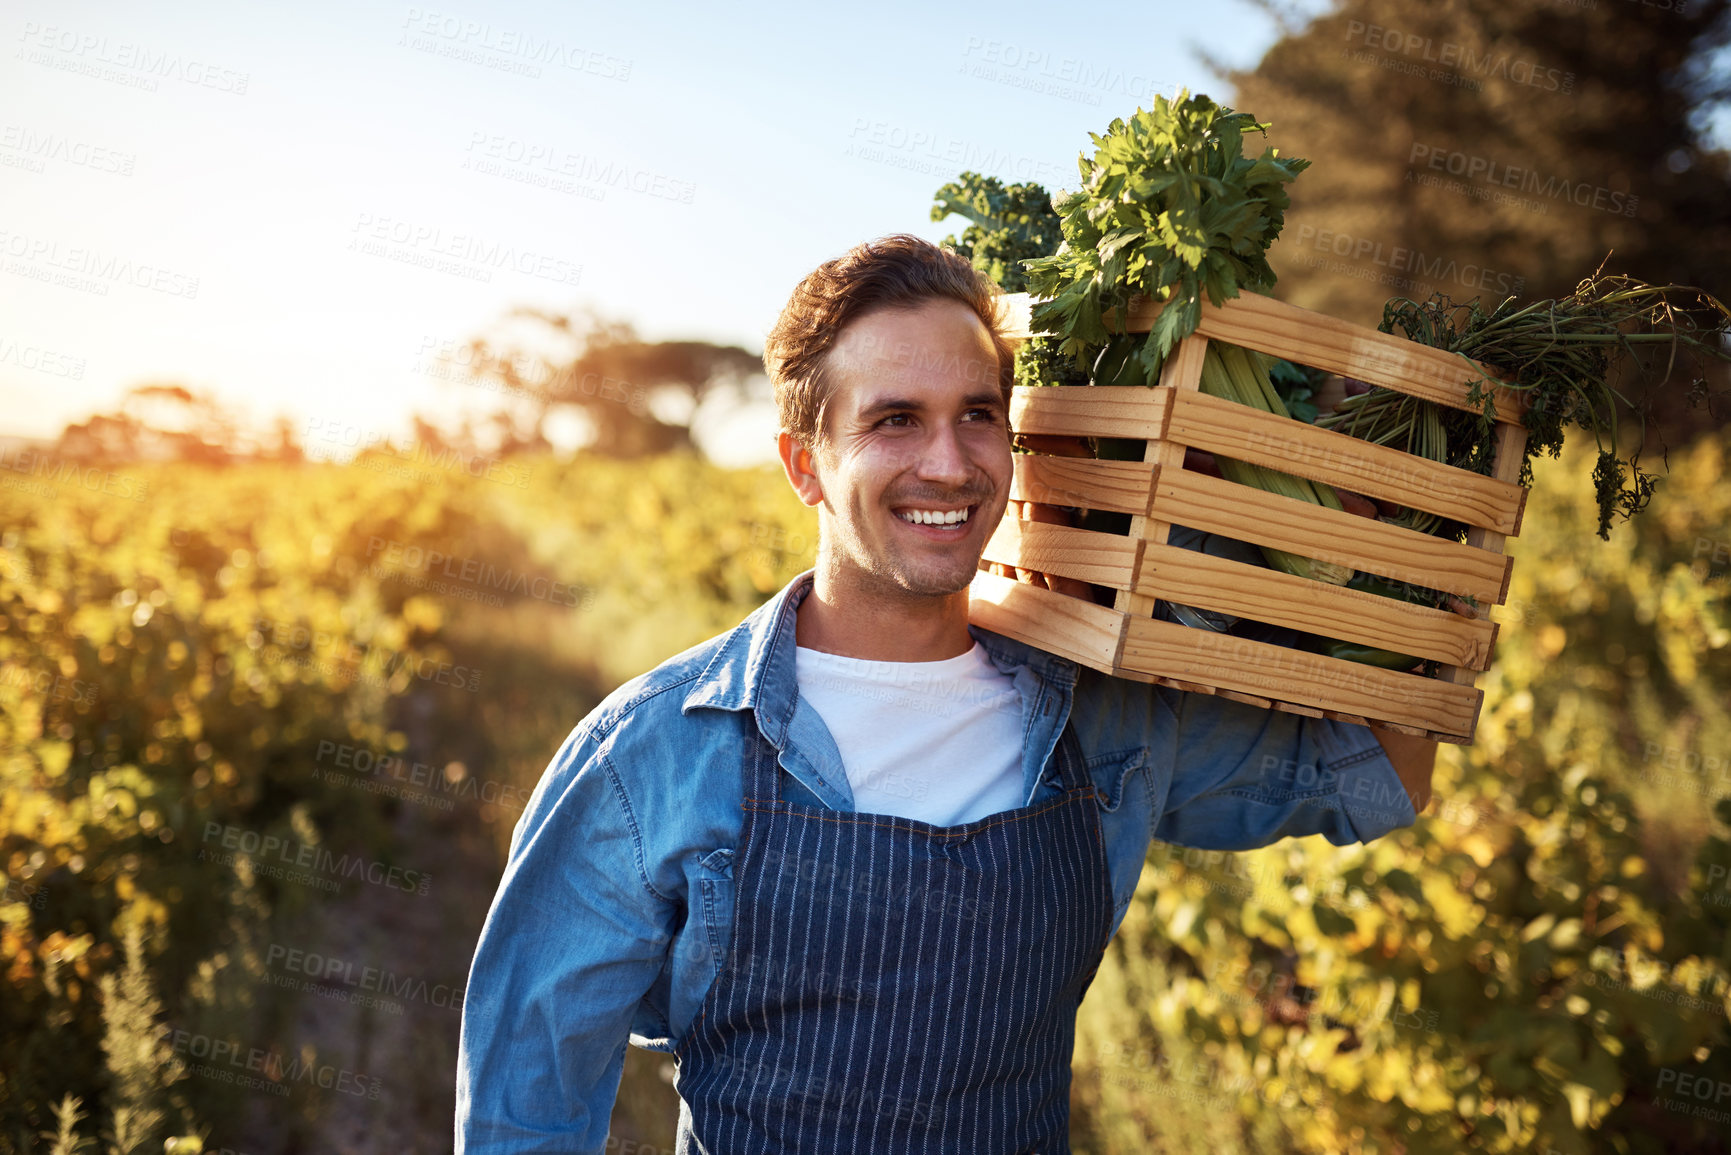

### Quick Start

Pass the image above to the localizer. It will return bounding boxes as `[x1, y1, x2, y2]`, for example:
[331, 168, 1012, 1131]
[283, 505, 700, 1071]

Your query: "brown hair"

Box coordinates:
[764, 233, 1014, 451]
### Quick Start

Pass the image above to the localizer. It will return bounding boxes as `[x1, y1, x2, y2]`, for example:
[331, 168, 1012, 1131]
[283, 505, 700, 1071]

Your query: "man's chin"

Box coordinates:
[888, 559, 983, 599]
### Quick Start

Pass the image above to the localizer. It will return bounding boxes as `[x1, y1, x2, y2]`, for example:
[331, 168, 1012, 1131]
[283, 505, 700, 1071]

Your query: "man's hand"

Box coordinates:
[1368, 726, 1437, 816]
[988, 434, 1098, 601]
[1364, 592, 1481, 816]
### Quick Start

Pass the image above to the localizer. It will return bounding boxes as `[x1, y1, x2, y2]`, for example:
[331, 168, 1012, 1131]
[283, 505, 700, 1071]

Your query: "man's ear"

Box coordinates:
[777, 431, 824, 508]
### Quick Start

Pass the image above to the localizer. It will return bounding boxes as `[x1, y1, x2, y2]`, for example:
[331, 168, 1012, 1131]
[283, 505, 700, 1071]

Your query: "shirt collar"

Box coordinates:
[680, 569, 1080, 741]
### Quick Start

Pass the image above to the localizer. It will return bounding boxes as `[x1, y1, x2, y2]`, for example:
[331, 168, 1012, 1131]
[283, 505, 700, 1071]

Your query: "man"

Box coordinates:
[456, 234, 1442, 1153]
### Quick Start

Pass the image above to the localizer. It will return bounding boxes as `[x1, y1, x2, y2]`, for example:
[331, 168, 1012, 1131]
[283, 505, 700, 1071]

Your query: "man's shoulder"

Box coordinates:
[581, 628, 738, 742]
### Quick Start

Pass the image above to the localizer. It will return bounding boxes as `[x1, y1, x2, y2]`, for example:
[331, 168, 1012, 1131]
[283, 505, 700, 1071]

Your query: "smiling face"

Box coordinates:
[786, 297, 1013, 603]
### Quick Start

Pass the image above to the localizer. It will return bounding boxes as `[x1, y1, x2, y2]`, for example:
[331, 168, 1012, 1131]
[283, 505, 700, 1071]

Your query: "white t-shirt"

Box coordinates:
[793, 641, 1025, 826]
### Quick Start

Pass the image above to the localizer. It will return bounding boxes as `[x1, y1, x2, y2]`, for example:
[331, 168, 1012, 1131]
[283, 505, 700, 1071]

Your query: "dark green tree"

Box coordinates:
[1224, 0, 1731, 444]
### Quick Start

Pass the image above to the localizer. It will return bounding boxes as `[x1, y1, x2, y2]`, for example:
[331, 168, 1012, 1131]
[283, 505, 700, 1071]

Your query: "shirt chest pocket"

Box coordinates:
[1087, 747, 1151, 815]
[694, 846, 735, 979]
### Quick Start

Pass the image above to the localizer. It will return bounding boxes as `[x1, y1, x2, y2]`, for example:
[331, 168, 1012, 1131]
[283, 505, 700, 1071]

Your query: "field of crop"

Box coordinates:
[1, 428, 1727, 1153]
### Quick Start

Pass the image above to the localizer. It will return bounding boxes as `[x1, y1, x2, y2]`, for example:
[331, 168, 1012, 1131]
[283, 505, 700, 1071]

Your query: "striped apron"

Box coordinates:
[672, 717, 1115, 1153]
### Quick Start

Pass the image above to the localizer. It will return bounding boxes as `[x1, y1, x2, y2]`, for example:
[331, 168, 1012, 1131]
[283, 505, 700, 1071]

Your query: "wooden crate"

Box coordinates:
[968, 290, 1531, 745]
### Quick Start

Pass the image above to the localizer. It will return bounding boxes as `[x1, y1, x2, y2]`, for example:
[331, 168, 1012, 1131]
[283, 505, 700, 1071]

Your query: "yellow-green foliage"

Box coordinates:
[0, 448, 816, 1149]
[7, 431, 1726, 1153]
[1071, 428, 1731, 1154]
[483, 452, 816, 687]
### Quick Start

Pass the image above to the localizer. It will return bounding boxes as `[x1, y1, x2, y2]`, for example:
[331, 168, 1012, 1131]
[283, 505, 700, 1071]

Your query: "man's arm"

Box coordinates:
[1370, 726, 1437, 814]
[1149, 688, 1420, 850]
[456, 726, 676, 1154]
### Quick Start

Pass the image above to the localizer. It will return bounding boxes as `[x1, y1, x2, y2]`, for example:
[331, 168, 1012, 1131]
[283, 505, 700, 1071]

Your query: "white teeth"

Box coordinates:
[898, 507, 969, 526]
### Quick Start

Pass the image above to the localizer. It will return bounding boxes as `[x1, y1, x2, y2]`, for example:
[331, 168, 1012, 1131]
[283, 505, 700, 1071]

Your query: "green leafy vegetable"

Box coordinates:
[1023, 90, 1309, 385]
[930, 172, 1087, 390]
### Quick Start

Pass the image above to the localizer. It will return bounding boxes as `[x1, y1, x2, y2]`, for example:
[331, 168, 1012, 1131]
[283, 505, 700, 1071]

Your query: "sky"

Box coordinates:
[0, 0, 1292, 465]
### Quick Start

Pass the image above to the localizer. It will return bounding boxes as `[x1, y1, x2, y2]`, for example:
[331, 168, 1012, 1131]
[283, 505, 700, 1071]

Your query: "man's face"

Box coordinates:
[789, 297, 1013, 600]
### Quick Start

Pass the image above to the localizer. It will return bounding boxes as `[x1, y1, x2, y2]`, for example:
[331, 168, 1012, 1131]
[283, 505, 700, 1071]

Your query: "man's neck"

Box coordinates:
[795, 569, 975, 663]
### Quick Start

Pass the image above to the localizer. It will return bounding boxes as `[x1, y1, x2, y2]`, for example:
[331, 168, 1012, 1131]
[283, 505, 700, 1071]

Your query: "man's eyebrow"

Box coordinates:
[855, 392, 1006, 419]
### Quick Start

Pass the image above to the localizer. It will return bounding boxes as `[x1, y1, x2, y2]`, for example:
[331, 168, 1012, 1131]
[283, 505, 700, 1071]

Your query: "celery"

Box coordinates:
[1197, 342, 1352, 586]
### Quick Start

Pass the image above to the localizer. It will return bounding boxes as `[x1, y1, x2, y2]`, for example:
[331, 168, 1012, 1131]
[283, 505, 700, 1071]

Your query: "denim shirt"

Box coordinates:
[455, 569, 1418, 1152]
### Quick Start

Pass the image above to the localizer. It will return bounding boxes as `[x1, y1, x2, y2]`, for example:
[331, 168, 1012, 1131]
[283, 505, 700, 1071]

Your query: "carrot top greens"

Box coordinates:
[1326, 269, 1731, 540]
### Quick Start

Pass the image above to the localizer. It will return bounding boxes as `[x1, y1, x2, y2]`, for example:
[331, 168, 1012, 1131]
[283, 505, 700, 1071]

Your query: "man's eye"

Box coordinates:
[965, 408, 1003, 423]
[878, 413, 911, 427]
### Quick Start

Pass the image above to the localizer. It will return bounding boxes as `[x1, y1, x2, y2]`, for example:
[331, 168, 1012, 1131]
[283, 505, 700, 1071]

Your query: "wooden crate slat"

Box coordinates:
[1443, 418, 1531, 687]
[1167, 388, 1527, 536]
[1011, 454, 1155, 515]
[968, 568, 1125, 669]
[981, 518, 1139, 589]
[996, 290, 1527, 422]
[1009, 384, 1171, 439]
[1190, 294, 1526, 421]
[1135, 541, 1498, 670]
[1121, 616, 1482, 739]
[1151, 467, 1512, 605]
[1115, 333, 1208, 630]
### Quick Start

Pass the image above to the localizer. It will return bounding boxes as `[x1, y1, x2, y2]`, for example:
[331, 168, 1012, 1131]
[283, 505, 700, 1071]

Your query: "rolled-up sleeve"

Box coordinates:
[1153, 689, 1418, 850]
[456, 726, 677, 1154]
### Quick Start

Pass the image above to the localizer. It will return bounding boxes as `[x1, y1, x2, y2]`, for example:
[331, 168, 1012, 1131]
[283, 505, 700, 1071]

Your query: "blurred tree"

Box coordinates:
[1223, 0, 1731, 445]
[55, 384, 237, 463]
[460, 306, 764, 458]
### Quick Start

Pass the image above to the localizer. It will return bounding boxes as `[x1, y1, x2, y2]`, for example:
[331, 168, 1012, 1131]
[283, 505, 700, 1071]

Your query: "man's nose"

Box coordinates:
[916, 422, 974, 486]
